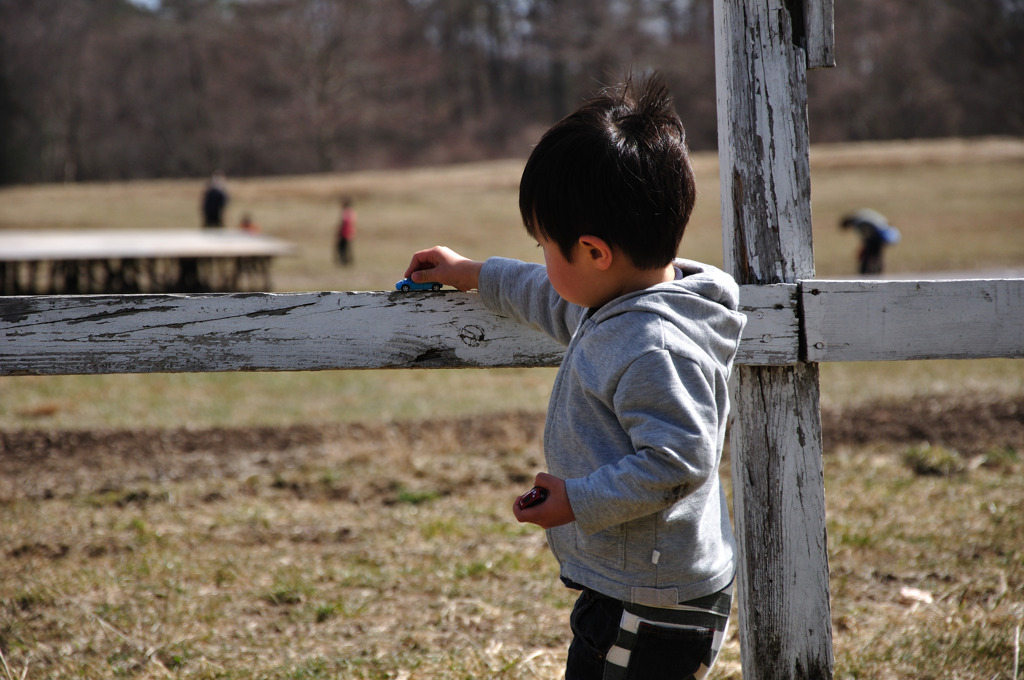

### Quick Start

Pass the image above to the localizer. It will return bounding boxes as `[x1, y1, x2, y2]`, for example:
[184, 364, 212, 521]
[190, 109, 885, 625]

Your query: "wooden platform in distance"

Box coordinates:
[0, 229, 295, 261]
[0, 229, 296, 295]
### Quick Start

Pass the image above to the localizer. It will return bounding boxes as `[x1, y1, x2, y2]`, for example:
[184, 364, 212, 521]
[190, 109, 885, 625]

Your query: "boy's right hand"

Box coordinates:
[405, 246, 483, 292]
[513, 472, 575, 529]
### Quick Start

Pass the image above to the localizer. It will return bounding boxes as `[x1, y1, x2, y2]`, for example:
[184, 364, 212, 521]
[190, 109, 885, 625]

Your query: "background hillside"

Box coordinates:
[1, 0, 1022, 184]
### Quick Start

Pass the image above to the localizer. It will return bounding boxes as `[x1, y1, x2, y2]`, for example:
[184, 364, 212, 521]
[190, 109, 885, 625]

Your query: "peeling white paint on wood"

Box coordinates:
[737, 283, 800, 364]
[803, 278, 1024, 362]
[715, 0, 833, 677]
[715, 0, 816, 286]
[730, 363, 832, 678]
[0, 286, 798, 376]
[803, 0, 836, 69]
[0, 291, 563, 375]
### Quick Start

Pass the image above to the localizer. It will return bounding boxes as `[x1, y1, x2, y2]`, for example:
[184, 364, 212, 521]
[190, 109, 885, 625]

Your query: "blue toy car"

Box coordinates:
[395, 277, 442, 292]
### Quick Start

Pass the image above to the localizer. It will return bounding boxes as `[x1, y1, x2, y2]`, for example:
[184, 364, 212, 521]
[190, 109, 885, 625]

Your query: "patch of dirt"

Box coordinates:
[0, 411, 545, 501]
[819, 393, 1024, 456]
[2, 395, 1021, 501]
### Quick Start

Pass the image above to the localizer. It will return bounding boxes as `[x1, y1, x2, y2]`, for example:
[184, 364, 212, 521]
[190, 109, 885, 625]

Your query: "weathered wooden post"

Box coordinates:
[714, 0, 835, 678]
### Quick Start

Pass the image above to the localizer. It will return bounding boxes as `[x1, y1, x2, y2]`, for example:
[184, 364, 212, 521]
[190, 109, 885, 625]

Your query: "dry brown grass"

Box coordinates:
[0, 416, 573, 679]
[825, 445, 1023, 679]
[1, 408, 1022, 679]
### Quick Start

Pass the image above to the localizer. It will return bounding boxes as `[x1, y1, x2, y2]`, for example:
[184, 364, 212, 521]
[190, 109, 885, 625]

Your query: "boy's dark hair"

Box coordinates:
[519, 72, 696, 269]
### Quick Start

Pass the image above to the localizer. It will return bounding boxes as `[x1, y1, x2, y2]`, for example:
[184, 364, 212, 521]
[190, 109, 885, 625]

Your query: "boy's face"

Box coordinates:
[537, 232, 678, 309]
[537, 234, 605, 308]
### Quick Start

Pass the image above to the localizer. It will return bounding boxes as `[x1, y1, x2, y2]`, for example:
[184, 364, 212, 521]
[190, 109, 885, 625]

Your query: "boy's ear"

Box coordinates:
[578, 235, 614, 271]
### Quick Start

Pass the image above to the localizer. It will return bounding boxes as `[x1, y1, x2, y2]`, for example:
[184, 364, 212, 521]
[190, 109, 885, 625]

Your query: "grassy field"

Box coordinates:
[2, 137, 1024, 679]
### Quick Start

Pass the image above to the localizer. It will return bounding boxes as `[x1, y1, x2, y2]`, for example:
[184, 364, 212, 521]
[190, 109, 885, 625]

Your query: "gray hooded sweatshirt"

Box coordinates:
[479, 256, 746, 607]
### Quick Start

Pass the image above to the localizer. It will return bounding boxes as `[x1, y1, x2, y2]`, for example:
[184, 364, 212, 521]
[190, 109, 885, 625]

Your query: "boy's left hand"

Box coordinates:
[513, 472, 575, 528]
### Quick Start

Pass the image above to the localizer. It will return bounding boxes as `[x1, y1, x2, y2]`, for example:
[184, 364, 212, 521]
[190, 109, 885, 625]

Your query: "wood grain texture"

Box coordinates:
[731, 364, 832, 680]
[715, 0, 816, 286]
[738, 283, 800, 365]
[715, 0, 833, 677]
[804, 279, 1024, 361]
[0, 286, 798, 376]
[803, 0, 835, 69]
[0, 291, 563, 375]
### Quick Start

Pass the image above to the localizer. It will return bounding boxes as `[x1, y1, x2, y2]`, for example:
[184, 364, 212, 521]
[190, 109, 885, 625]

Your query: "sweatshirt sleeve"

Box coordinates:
[565, 349, 721, 535]
[478, 257, 582, 346]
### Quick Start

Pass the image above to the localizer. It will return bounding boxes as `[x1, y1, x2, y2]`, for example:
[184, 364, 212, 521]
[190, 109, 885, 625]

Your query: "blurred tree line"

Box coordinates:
[1, 0, 1021, 184]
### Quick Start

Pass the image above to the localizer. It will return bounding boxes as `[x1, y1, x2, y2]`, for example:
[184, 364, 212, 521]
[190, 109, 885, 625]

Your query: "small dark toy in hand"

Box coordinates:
[518, 486, 548, 510]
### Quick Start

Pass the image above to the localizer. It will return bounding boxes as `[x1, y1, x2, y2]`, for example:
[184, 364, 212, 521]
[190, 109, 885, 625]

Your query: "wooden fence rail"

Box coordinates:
[804, 279, 1024, 362]
[0, 285, 793, 375]
[2, 278, 1021, 377]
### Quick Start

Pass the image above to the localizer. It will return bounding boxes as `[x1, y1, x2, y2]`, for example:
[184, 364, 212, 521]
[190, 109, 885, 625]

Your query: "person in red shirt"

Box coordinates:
[336, 197, 356, 266]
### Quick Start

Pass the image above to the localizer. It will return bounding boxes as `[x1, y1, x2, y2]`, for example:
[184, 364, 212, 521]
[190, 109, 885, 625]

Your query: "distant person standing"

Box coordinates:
[840, 208, 900, 275]
[335, 197, 356, 266]
[201, 171, 230, 228]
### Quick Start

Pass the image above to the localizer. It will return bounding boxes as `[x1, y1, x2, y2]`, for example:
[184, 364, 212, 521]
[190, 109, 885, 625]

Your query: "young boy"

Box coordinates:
[404, 73, 745, 680]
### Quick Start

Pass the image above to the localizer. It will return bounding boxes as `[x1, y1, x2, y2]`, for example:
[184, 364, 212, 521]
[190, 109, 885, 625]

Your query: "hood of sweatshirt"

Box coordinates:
[586, 258, 745, 370]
